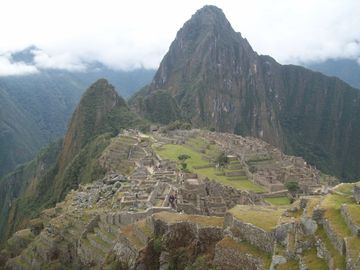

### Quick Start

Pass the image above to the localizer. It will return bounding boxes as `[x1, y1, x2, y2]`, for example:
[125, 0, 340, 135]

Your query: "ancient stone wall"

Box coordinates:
[353, 186, 360, 204]
[224, 213, 275, 253]
[340, 205, 360, 236]
[213, 237, 265, 270]
[316, 237, 335, 270]
[322, 218, 346, 255]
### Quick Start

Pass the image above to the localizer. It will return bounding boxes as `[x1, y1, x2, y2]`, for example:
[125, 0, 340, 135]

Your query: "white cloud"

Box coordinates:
[32, 50, 87, 71]
[0, 0, 359, 74]
[0, 55, 38, 76]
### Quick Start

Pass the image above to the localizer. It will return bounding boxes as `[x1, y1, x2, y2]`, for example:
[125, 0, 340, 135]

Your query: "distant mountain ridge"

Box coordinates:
[132, 5, 360, 180]
[307, 58, 360, 89]
[0, 50, 155, 178]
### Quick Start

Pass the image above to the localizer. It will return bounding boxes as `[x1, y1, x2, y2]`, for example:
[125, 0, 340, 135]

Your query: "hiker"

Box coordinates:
[169, 193, 176, 209]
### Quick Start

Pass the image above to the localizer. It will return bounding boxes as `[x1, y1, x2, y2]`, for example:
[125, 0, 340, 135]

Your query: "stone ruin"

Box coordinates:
[354, 185, 360, 204]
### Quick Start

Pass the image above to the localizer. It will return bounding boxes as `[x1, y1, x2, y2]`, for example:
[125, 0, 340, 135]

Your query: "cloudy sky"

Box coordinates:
[0, 0, 359, 75]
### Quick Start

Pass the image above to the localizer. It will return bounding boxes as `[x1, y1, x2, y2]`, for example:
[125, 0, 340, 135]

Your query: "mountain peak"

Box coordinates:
[148, 4, 254, 93]
[191, 5, 228, 24]
[180, 5, 234, 36]
[59, 79, 127, 168]
[90, 78, 111, 89]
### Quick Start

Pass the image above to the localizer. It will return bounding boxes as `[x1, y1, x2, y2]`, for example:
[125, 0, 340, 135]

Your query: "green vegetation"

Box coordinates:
[164, 120, 192, 131]
[321, 194, 353, 238]
[196, 168, 266, 192]
[305, 197, 321, 218]
[316, 227, 346, 269]
[218, 237, 271, 268]
[346, 204, 360, 225]
[215, 152, 229, 167]
[0, 80, 148, 246]
[153, 237, 163, 253]
[302, 248, 328, 270]
[178, 154, 191, 171]
[264, 197, 291, 206]
[137, 90, 182, 124]
[154, 141, 266, 192]
[278, 259, 299, 270]
[345, 236, 360, 268]
[333, 183, 355, 195]
[185, 255, 210, 270]
[229, 205, 287, 231]
[285, 181, 300, 195]
[153, 211, 224, 227]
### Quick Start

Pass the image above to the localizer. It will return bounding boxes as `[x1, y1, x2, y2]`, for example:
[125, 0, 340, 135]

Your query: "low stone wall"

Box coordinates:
[322, 218, 346, 255]
[316, 237, 335, 270]
[80, 215, 100, 238]
[203, 179, 263, 207]
[100, 207, 173, 226]
[225, 171, 246, 177]
[301, 217, 318, 235]
[353, 186, 360, 204]
[148, 215, 223, 253]
[262, 191, 288, 198]
[213, 237, 265, 270]
[345, 238, 358, 270]
[340, 205, 360, 236]
[176, 203, 202, 215]
[224, 213, 275, 253]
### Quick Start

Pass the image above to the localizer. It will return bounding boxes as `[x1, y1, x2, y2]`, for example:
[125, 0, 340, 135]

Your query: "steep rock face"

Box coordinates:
[134, 5, 360, 180]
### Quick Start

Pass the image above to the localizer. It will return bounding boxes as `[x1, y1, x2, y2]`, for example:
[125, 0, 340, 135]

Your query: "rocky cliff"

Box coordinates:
[131, 5, 360, 181]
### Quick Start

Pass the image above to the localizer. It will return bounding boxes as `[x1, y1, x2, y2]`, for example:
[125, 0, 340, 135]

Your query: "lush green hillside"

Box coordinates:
[0, 65, 154, 178]
[0, 79, 147, 245]
[130, 88, 182, 124]
[0, 88, 43, 177]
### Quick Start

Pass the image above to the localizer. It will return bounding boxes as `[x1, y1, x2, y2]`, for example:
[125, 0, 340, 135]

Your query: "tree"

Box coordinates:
[215, 152, 229, 168]
[178, 154, 191, 162]
[178, 154, 191, 172]
[285, 181, 300, 196]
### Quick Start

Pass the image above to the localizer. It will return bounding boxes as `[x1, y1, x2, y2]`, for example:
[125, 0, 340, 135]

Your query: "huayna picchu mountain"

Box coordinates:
[0, 79, 147, 246]
[131, 5, 360, 181]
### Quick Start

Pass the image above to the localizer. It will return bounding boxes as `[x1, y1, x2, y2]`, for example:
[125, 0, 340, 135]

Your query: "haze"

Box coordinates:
[0, 0, 359, 75]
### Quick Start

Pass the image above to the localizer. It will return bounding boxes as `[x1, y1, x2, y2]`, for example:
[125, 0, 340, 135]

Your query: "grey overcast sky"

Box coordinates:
[0, 0, 360, 75]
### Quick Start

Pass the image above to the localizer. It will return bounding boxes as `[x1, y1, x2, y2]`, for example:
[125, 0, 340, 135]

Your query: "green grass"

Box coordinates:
[264, 197, 291, 206]
[188, 137, 208, 150]
[333, 183, 355, 195]
[228, 205, 288, 231]
[278, 259, 299, 270]
[155, 144, 208, 169]
[302, 248, 329, 270]
[153, 212, 224, 227]
[155, 143, 266, 192]
[345, 236, 360, 269]
[346, 204, 360, 225]
[321, 194, 353, 238]
[218, 237, 271, 268]
[305, 197, 321, 218]
[316, 227, 346, 269]
[196, 167, 266, 192]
